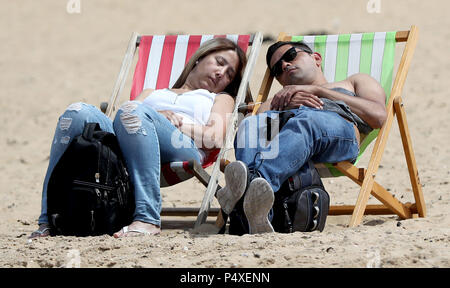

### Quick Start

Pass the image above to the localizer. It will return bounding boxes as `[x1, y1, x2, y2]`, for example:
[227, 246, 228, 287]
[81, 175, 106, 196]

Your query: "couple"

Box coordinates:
[30, 38, 386, 238]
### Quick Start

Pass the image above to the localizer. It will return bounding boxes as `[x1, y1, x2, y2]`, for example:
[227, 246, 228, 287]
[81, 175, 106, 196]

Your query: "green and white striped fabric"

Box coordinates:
[291, 32, 397, 177]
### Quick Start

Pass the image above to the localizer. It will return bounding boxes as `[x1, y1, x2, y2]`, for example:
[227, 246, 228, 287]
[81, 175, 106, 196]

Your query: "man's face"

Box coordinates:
[269, 45, 320, 86]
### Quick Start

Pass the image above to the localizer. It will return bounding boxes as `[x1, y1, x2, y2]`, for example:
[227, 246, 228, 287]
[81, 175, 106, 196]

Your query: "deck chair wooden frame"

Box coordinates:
[253, 25, 425, 227]
[102, 32, 263, 225]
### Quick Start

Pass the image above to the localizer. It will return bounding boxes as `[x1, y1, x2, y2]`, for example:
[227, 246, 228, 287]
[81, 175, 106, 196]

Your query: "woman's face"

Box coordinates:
[186, 49, 240, 93]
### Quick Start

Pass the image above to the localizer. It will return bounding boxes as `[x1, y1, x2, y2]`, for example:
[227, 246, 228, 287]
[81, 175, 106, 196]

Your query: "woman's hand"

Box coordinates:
[159, 110, 183, 128]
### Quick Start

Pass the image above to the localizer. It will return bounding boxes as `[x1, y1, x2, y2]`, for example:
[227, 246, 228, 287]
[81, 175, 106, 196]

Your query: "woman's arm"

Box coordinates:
[134, 88, 185, 127]
[178, 93, 235, 149]
[133, 88, 154, 102]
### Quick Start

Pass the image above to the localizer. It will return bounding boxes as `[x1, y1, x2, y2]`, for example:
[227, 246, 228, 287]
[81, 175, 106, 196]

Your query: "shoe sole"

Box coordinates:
[243, 178, 275, 234]
[216, 161, 248, 214]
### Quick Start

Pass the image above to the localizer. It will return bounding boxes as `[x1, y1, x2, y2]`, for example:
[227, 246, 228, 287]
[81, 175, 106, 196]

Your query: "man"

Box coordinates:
[217, 41, 387, 234]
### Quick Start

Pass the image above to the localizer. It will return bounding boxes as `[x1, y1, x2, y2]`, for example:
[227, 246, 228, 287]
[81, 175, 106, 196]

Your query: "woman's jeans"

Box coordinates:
[38, 102, 202, 227]
[235, 106, 359, 192]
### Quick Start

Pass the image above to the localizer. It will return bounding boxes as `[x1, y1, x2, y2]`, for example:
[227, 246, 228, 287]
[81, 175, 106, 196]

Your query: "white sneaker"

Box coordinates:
[216, 161, 248, 214]
[243, 178, 275, 234]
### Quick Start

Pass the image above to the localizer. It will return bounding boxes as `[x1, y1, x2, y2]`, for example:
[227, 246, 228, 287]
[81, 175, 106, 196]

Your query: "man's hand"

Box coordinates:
[271, 85, 324, 111]
[159, 110, 183, 128]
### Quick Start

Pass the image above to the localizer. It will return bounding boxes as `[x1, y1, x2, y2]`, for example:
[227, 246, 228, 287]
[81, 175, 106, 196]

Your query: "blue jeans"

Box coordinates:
[234, 106, 359, 192]
[38, 102, 202, 227]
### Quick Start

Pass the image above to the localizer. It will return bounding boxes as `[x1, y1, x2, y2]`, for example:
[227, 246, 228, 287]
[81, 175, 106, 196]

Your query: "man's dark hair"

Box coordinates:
[266, 41, 314, 68]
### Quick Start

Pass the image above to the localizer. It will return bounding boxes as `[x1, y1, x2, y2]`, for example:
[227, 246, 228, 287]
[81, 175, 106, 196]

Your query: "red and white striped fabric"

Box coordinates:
[130, 34, 250, 100]
[129, 34, 251, 187]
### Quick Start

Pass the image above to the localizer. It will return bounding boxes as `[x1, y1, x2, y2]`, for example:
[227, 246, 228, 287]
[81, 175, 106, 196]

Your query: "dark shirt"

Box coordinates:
[321, 87, 373, 136]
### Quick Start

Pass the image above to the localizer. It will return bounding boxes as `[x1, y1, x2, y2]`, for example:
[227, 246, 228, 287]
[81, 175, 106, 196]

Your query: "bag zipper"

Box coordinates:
[73, 179, 114, 191]
[282, 200, 293, 233]
[73, 179, 125, 206]
[105, 146, 110, 183]
[96, 140, 101, 183]
[90, 210, 95, 232]
[117, 190, 123, 206]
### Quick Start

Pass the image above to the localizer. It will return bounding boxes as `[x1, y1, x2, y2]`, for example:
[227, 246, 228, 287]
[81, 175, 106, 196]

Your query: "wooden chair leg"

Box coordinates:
[335, 162, 412, 219]
[348, 173, 376, 227]
[105, 32, 139, 118]
[348, 99, 397, 227]
[330, 203, 415, 216]
[394, 97, 426, 217]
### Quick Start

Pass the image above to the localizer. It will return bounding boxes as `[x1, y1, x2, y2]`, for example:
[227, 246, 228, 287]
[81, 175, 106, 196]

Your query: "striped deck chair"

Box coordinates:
[102, 32, 263, 222]
[253, 26, 425, 227]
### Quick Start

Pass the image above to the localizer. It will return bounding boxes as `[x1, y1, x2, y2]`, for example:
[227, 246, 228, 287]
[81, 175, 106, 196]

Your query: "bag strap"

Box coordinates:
[82, 122, 100, 141]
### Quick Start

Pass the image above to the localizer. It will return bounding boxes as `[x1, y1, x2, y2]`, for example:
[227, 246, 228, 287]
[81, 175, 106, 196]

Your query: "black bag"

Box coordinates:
[225, 161, 329, 235]
[47, 123, 135, 236]
[272, 160, 330, 233]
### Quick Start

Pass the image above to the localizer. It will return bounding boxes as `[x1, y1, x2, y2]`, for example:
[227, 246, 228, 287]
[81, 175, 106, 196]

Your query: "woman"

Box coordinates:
[29, 38, 247, 238]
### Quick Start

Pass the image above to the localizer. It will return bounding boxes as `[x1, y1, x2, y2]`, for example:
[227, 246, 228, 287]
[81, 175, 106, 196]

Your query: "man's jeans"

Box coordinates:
[38, 102, 202, 227]
[235, 106, 359, 192]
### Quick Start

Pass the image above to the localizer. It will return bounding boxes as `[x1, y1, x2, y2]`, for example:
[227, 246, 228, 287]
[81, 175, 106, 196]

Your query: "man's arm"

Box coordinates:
[257, 86, 324, 114]
[315, 74, 387, 128]
[270, 74, 387, 128]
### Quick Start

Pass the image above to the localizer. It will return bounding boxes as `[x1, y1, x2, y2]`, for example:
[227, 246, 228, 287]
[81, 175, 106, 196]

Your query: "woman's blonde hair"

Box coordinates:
[172, 38, 247, 96]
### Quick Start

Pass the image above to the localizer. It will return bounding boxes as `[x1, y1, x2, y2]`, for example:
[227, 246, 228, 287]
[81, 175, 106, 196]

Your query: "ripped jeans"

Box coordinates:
[38, 102, 202, 227]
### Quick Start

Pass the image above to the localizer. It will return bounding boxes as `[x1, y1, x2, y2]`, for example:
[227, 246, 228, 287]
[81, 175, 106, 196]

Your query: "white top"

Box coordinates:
[143, 88, 216, 125]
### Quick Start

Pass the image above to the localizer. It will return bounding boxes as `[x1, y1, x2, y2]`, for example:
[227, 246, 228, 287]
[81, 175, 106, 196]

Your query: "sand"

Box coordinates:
[0, 0, 449, 268]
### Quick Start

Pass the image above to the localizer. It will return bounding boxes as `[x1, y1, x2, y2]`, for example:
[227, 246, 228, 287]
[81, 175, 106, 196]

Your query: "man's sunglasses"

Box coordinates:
[270, 47, 309, 77]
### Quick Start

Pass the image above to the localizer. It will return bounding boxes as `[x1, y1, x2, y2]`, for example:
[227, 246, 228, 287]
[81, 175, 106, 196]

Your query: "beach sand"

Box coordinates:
[0, 0, 449, 268]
